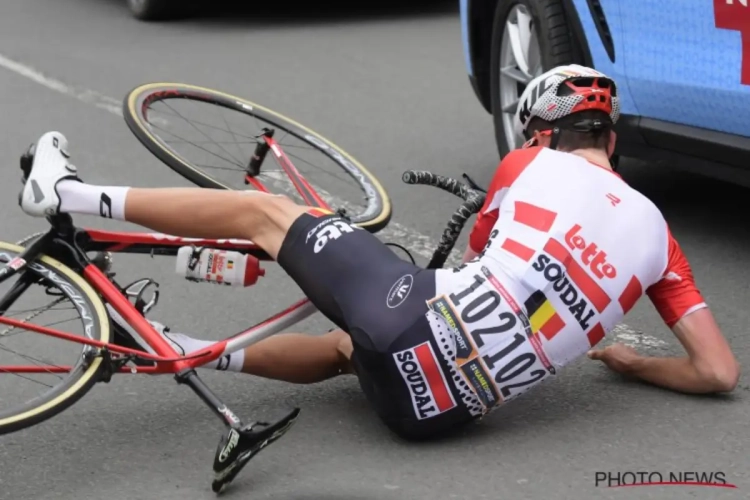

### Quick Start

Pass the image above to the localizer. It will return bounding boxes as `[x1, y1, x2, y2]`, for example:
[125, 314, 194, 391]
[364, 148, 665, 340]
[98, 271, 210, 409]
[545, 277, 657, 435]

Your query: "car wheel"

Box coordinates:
[127, 0, 187, 21]
[489, 0, 584, 158]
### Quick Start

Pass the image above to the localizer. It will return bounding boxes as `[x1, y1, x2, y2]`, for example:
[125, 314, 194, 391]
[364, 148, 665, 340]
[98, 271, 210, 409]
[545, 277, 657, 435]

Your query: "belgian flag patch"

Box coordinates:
[524, 290, 566, 341]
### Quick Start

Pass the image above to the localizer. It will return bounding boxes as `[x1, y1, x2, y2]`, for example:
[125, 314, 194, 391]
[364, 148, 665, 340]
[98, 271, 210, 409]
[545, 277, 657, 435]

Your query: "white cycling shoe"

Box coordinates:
[19, 131, 80, 218]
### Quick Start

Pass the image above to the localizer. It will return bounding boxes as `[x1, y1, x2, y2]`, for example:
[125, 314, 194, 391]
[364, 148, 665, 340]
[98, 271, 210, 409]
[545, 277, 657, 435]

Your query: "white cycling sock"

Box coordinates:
[108, 306, 246, 372]
[162, 330, 245, 372]
[57, 180, 130, 221]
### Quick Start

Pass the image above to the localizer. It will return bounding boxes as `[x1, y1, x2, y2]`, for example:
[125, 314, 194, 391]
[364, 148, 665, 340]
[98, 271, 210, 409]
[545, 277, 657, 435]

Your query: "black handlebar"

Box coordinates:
[402, 170, 486, 269]
[402, 170, 472, 200]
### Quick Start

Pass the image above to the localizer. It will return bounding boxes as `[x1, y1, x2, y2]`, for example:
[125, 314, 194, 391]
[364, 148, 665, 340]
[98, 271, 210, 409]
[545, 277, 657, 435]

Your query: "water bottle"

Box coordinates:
[175, 247, 265, 287]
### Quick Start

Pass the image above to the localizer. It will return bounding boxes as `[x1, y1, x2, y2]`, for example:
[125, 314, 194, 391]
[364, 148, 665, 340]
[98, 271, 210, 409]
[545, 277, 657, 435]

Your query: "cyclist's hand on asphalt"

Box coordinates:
[587, 343, 641, 375]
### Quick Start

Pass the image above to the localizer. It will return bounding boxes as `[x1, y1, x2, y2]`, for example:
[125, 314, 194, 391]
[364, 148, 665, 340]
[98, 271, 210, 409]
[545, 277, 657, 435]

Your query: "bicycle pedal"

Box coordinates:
[211, 408, 300, 494]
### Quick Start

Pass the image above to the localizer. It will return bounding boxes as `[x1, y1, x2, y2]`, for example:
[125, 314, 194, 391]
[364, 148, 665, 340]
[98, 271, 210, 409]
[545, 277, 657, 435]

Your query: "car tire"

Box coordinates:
[489, 0, 584, 158]
[127, 0, 192, 21]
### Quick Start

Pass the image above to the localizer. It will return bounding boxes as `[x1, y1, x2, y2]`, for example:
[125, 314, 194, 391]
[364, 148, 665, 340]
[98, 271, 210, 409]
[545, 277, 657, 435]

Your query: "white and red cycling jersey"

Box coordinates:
[428, 146, 706, 415]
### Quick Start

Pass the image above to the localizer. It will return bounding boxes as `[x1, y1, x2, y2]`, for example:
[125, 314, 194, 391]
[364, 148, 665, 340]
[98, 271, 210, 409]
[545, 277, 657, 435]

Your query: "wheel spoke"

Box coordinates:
[499, 4, 544, 152]
[502, 98, 520, 115]
[161, 100, 245, 167]
[516, 8, 534, 72]
[506, 22, 530, 77]
[527, 30, 543, 77]
[0, 342, 65, 378]
[151, 123, 243, 167]
[0, 369, 55, 387]
[219, 104, 246, 165]
[500, 65, 533, 85]
[150, 107, 259, 140]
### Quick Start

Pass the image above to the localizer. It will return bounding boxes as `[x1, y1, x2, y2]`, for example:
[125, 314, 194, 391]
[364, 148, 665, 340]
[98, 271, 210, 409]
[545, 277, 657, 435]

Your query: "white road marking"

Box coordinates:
[611, 324, 668, 349]
[0, 53, 123, 116]
[0, 52, 666, 349]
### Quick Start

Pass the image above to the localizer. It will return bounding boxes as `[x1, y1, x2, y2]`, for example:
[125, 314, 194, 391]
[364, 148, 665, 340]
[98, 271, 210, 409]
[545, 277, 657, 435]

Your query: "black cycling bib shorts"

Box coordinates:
[277, 212, 475, 440]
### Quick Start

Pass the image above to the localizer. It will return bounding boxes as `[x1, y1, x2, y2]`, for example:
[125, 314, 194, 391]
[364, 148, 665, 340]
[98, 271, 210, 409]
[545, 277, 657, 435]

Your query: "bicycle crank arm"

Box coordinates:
[176, 369, 244, 428]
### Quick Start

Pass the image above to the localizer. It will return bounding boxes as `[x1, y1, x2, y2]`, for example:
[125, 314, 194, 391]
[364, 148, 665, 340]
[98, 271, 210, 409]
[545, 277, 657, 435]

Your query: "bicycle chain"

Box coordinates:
[0, 296, 66, 337]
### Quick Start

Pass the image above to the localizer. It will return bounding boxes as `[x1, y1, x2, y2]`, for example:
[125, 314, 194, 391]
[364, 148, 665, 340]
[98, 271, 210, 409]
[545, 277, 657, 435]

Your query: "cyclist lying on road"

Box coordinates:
[19, 64, 740, 442]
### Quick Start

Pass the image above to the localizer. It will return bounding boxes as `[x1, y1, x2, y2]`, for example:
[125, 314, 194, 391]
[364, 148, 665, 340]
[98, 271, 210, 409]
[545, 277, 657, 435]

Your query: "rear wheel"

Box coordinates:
[0, 242, 110, 435]
[490, 0, 584, 157]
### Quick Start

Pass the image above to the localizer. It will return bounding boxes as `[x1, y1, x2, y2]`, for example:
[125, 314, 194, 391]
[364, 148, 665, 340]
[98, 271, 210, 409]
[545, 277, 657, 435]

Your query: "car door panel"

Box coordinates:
[569, 0, 639, 115]
[619, 0, 750, 136]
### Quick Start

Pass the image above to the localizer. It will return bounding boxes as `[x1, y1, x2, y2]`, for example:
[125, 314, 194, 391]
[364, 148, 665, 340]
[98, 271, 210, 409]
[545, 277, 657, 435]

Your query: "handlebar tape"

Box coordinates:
[402, 170, 486, 269]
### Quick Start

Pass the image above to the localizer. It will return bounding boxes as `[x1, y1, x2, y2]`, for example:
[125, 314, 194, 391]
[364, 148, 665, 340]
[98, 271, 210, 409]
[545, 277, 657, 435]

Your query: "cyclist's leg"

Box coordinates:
[153, 321, 355, 383]
[239, 329, 354, 383]
[21, 132, 315, 260]
[110, 296, 354, 380]
[21, 131, 369, 330]
[122, 187, 308, 261]
[54, 180, 353, 326]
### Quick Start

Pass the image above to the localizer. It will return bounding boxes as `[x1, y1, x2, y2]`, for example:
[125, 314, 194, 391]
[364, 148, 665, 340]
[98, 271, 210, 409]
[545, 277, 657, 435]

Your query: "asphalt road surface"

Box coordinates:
[0, 1, 747, 499]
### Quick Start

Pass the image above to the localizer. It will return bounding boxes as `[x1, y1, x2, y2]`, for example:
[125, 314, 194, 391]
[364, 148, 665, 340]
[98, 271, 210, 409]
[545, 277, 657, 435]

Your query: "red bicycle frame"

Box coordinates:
[0, 133, 329, 376]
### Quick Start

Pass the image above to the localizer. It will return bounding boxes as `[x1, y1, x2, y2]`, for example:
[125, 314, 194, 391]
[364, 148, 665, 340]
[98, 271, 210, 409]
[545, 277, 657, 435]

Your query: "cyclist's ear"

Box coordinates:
[607, 130, 617, 158]
[521, 136, 538, 149]
[523, 130, 552, 149]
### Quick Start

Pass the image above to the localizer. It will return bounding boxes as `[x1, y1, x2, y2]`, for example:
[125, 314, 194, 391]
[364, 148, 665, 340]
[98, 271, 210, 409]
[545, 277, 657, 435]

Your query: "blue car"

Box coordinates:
[460, 0, 750, 185]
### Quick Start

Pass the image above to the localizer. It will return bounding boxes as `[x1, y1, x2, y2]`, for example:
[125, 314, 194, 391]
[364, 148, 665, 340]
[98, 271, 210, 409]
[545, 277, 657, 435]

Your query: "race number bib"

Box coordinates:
[428, 267, 555, 412]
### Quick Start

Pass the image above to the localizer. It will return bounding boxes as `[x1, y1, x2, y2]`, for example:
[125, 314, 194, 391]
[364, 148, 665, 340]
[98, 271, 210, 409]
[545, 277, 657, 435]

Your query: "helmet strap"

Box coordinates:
[549, 127, 562, 150]
[607, 130, 617, 160]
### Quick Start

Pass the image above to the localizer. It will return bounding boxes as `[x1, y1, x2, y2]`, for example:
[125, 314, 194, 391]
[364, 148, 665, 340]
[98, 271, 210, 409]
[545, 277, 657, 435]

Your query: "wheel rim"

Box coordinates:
[499, 4, 544, 152]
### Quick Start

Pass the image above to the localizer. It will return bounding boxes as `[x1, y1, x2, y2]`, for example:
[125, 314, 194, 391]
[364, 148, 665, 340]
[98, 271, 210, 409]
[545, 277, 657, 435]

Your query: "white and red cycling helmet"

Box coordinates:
[514, 64, 620, 142]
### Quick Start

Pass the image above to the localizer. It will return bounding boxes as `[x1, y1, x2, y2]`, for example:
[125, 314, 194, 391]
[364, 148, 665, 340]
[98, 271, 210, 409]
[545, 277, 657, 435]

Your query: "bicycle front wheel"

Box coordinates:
[123, 83, 392, 233]
[0, 241, 110, 435]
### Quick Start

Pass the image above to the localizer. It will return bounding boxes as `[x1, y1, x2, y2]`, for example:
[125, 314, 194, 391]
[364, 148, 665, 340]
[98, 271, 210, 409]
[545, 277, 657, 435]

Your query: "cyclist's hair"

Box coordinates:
[527, 110, 612, 152]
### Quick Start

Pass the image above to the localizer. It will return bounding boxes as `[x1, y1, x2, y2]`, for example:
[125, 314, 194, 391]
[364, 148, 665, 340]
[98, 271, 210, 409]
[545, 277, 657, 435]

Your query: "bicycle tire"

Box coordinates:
[0, 241, 111, 435]
[123, 82, 392, 233]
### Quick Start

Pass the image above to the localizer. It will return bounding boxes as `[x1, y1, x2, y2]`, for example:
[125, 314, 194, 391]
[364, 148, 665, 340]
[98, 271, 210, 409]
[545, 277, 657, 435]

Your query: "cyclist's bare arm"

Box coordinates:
[621, 308, 739, 393]
[591, 217, 743, 394]
[462, 246, 479, 264]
